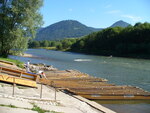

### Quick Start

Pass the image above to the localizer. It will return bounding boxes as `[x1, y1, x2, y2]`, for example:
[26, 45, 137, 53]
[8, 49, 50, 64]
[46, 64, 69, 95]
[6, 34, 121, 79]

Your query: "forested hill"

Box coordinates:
[70, 22, 150, 58]
[35, 20, 102, 41]
[110, 20, 130, 27]
[35, 20, 130, 41]
[29, 22, 150, 59]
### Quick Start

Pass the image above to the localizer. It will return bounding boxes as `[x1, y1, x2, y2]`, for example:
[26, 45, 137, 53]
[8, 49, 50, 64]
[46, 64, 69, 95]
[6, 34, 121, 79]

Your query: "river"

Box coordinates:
[9, 49, 150, 113]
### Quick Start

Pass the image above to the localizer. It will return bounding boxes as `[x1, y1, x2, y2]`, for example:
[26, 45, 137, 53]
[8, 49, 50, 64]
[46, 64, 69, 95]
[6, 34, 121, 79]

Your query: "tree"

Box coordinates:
[41, 40, 49, 47]
[32, 41, 40, 48]
[70, 22, 150, 58]
[0, 0, 43, 57]
[28, 40, 40, 48]
[56, 43, 63, 50]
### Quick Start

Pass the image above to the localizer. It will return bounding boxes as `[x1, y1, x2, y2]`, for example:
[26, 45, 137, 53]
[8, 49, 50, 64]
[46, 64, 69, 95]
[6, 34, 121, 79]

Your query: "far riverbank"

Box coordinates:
[31, 47, 150, 60]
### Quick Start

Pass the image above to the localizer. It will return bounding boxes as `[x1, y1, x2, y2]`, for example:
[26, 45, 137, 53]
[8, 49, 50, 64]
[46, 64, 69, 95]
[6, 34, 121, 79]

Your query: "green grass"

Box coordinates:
[0, 104, 18, 108]
[32, 105, 47, 113]
[0, 104, 63, 113]
[31, 104, 63, 113]
[38, 47, 56, 50]
[0, 57, 24, 68]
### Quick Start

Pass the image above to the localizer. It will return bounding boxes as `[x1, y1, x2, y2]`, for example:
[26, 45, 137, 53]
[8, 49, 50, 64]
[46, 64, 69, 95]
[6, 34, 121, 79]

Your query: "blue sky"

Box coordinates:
[40, 0, 150, 28]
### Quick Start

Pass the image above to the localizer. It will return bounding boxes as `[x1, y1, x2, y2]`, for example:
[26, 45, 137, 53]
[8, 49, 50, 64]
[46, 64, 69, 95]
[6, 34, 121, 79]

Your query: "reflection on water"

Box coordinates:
[9, 49, 150, 113]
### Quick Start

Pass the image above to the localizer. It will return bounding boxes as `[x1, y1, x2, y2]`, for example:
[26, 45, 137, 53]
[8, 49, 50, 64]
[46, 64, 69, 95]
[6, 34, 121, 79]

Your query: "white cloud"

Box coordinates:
[121, 15, 142, 22]
[107, 10, 121, 14]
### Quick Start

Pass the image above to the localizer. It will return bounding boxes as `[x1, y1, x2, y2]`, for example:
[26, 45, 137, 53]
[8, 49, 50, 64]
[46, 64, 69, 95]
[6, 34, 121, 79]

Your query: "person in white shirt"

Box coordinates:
[26, 60, 30, 72]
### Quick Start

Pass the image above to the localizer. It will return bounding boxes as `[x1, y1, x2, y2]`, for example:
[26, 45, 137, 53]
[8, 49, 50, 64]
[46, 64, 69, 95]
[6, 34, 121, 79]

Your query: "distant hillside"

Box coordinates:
[35, 20, 130, 41]
[110, 20, 130, 28]
[35, 20, 101, 41]
[70, 22, 150, 59]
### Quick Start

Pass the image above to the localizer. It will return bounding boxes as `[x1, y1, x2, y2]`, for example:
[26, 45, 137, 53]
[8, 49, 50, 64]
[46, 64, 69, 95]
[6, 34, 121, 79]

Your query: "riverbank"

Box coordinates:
[0, 59, 116, 113]
[29, 47, 150, 60]
[0, 83, 102, 113]
[20, 53, 36, 58]
[8, 49, 150, 113]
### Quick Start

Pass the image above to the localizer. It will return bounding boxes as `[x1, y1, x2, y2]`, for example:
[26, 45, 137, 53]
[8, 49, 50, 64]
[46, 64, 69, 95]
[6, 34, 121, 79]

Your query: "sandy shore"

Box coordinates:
[21, 53, 35, 57]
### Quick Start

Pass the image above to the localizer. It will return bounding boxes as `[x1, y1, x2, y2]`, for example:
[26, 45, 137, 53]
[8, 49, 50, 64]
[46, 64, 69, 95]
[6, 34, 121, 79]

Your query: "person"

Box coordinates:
[38, 70, 47, 79]
[26, 60, 30, 72]
[41, 72, 47, 79]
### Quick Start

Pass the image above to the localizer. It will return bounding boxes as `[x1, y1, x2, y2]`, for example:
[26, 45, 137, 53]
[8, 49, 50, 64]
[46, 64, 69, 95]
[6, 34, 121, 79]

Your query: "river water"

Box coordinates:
[9, 49, 150, 113]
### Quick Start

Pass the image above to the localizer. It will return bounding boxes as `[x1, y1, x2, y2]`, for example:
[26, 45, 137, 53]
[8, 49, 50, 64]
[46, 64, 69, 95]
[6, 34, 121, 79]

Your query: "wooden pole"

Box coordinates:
[54, 87, 56, 101]
[12, 77, 15, 97]
[20, 72, 22, 78]
[50, 81, 56, 101]
[40, 83, 43, 99]
[0, 67, 2, 73]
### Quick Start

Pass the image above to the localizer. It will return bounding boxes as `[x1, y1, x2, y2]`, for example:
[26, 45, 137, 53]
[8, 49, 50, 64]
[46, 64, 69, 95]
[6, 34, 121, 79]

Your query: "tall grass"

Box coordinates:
[0, 57, 24, 68]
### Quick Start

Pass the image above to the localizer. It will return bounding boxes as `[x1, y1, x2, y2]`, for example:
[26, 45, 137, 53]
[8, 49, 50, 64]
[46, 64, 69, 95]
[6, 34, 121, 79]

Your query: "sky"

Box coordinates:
[40, 0, 150, 28]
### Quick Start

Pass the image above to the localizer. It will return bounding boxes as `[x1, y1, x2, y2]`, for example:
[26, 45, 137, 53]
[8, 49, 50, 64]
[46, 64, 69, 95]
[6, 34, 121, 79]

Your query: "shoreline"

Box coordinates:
[30, 48, 150, 60]
[20, 53, 35, 57]
[4, 51, 150, 113]
[0, 59, 116, 113]
[0, 79, 115, 113]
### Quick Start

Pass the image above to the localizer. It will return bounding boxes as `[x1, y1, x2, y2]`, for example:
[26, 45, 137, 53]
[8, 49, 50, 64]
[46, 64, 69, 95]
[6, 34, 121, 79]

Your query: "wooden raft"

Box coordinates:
[39, 75, 150, 100]
[0, 66, 38, 87]
[67, 87, 150, 100]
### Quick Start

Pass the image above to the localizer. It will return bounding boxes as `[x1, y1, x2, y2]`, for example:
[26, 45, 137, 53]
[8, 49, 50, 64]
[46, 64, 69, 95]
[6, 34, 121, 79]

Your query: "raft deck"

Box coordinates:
[39, 72, 150, 100]
[1, 61, 149, 100]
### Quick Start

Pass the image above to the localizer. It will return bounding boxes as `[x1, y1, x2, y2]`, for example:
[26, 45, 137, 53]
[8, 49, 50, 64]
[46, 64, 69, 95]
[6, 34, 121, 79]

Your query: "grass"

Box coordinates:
[31, 104, 63, 113]
[0, 57, 24, 68]
[37, 47, 56, 50]
[32, 104, 48, 113]
[0, 104, 18, 108]
[0, 103, 63, 113]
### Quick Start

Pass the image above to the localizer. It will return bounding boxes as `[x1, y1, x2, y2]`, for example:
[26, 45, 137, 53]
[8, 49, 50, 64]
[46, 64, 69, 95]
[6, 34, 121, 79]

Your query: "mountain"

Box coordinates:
[110, 20, 130, 28]
[35, 20, 130, 41]
[35, 20, 101, 41]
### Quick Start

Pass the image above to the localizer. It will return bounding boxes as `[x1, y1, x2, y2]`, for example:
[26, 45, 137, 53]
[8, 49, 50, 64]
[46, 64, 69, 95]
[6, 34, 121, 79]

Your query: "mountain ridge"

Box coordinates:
[110, 20, 130, 28]
[35, 20, 130, 41]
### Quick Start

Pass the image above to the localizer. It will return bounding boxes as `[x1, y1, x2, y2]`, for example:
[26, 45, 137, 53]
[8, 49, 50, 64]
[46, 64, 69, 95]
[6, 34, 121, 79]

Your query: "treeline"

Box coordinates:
[28, 38, 79, 50]
[70, 22, 150, 58]
[29, 22, 150, 59]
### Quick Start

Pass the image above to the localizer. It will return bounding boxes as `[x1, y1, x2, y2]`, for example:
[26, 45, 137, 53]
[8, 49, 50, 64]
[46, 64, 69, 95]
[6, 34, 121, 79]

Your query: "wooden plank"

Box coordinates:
[0, 73, 37, 87]
[79, 94, 150, 100]
[1, 70, 21, 77]
[68, 87, 150, 95]
[0, 66, 38, 81]
[0, 60, 14, 65]
[39, 74, 150, 100]
[47, 77, 107, 82]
